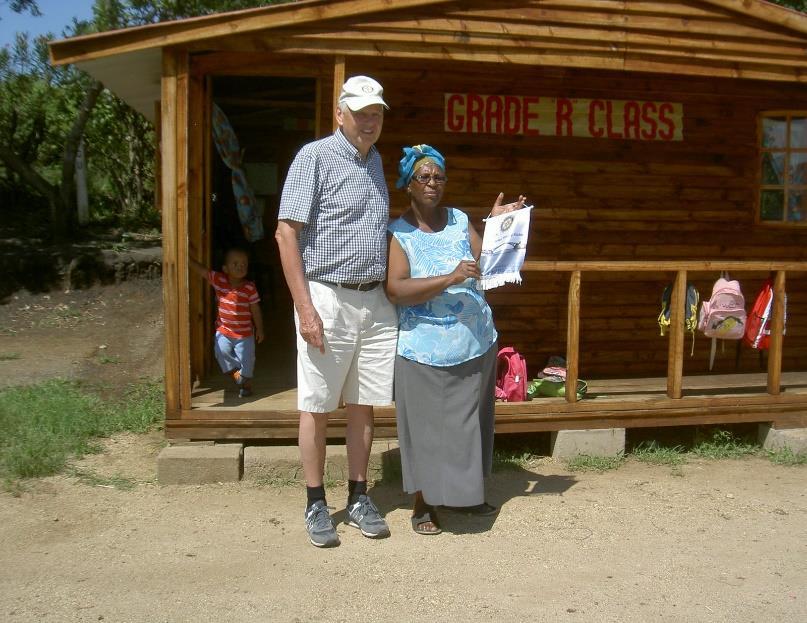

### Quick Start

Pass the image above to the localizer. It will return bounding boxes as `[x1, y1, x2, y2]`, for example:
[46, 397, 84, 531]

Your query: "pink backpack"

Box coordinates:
[495, 347, 527, 402]
[698, 276, 746, 340]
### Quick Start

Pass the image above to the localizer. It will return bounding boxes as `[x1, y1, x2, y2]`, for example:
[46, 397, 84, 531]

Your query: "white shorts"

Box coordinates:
[295, 280, 398, 413]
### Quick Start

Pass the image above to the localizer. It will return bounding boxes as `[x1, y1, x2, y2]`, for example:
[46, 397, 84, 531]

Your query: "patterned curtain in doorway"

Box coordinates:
[211, 103, 264, 242]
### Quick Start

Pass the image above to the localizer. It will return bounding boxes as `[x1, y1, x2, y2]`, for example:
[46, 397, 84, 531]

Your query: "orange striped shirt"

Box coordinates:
[207, 270, 260, 339]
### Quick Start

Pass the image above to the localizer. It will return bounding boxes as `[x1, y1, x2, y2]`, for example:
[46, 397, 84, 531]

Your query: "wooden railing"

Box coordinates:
[520, 261, 807, 403]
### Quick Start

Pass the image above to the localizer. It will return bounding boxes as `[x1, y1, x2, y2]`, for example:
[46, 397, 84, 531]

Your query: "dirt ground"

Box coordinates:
[1, 279, 806, 623]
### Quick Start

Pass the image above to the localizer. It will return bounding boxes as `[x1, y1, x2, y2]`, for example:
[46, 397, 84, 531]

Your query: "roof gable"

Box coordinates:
[267, 0, 807, 82]
[48, 0, 807, 118]
[50, 0, 807, 66]
[49, 0, 453, 65]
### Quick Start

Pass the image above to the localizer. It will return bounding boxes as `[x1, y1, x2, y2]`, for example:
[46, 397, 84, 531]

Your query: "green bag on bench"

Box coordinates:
[527, 356, 588, 400]
[528, 377, 588, 400]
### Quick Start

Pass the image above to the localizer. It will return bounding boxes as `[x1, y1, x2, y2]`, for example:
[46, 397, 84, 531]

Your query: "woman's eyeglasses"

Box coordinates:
[412, 173, 448, 186]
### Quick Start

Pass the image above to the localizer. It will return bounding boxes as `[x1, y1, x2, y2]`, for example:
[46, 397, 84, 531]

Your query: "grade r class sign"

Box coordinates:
[444, 93, 683, 141]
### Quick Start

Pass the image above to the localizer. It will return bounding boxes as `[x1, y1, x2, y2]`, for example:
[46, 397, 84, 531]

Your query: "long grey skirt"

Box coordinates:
[394, 344, 497, 507]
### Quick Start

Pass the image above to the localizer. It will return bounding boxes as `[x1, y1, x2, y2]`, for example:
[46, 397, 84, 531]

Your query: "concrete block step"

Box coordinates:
[243, 440, 400, 483]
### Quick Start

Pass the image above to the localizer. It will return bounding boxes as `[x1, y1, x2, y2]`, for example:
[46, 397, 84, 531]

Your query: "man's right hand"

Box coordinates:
[297, 305, 325, 353]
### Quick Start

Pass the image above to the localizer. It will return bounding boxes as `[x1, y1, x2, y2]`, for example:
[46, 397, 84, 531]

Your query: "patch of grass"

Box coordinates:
[764, 447, 807, 466]
[632, 441, 687, 466]
[0, 379, 163, 479]
[691, 429, 759, 460]
[98, 354, 120, 364]
[68, 467, 136, 490]
[0, 352, 21, 361]
[493, 448, 538, 472]
[564, 453, 625, 472]
[107, 380, 164, 433]
[40, 304, 82, 327]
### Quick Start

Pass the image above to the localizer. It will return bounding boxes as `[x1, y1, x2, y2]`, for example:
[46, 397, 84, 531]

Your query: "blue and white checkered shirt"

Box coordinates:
[278, 130, 389, 283]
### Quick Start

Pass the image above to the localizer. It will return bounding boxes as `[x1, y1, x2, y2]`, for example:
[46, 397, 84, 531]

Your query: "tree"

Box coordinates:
[2, 1, 40, 17]
[0, 31, 103, 241]
[771, 1, 807, 11]
[92, 0, 292, 29]
[84, 88, 157, 228]
[1, 1, 293, 241]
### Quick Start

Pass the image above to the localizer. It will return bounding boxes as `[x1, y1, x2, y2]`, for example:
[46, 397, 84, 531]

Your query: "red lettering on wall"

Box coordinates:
[446, 94, 464, 133]
[504, 96, 522, 134]
[556, 98, 573, 136]
[588, 100, 605, 138]
[605, 101, 622, 139]
[623, 101, 641, 140]
[485, 95, 503, 134]
[444, 93, 681, 141]
[657, 102, 675, 140]
[467, 94, 484, 133]
[522, 96, 540, 136]
[641, 102, 658, 140]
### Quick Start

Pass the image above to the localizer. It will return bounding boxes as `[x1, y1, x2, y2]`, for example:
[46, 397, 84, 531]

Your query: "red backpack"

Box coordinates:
[743, 278, 786, 350]
[495, 347, 527, 402]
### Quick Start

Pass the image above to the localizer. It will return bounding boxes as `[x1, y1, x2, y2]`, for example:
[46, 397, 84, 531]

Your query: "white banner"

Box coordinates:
[479, 206, 533, 290]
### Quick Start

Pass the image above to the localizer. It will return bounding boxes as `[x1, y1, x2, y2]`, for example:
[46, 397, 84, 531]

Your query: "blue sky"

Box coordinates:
[0, 0, 96, 47]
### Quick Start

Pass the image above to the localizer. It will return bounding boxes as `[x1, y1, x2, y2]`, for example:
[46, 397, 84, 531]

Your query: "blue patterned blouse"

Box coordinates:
[388, 208, 498, 367]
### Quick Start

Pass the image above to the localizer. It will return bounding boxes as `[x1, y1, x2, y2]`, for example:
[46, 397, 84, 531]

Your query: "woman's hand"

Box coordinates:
[449, 259, 481, 285]
[490, 193, 527, 218]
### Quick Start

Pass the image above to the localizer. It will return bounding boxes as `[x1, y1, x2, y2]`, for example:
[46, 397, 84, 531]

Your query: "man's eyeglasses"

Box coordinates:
[412, 173, 448, 186]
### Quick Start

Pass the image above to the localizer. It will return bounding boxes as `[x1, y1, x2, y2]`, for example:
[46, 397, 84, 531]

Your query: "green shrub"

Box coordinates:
[765, 446, 807, 466]
[691, 429, 758, 460]
[564, 453, 625, 472]
[632, 441, 687, 466]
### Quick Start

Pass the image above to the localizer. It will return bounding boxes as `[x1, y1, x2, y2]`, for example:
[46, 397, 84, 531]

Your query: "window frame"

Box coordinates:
[756, 110, 807, 228]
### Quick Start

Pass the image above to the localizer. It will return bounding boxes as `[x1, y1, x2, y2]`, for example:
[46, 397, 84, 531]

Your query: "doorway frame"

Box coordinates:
[174, 50, 340, 417]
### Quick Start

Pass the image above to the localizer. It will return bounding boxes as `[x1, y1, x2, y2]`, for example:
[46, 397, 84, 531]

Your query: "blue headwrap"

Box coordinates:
[395, 144, 446, 189]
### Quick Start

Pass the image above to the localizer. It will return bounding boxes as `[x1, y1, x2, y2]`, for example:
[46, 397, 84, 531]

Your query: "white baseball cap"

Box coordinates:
[338, 75, 389, 111]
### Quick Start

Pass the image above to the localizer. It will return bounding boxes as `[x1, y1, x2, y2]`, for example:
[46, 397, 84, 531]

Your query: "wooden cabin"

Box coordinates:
[50, 0, 807, 442]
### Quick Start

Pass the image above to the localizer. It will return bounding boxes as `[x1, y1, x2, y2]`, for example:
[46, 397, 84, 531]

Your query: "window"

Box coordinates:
[758, 112, 807, 225]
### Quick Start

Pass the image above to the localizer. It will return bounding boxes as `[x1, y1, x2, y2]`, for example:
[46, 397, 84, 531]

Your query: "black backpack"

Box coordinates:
[658, 283, 700, 356]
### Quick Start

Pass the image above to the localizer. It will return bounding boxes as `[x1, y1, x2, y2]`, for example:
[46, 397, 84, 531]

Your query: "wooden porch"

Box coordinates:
[171, 260, 807, 441]
[178, 371, 807, 440]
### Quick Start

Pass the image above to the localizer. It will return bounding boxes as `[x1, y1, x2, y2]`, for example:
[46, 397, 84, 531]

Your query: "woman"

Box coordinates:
[386, 144, 525, 534]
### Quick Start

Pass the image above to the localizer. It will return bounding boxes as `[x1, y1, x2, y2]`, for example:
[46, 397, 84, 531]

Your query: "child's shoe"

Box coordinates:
[238, 376, 253, 398]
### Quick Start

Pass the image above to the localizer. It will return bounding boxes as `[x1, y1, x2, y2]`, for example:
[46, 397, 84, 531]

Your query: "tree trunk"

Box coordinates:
[57, 80, 104, 239]
[0, 79, 104, 241]
[0, 142, 63, 234]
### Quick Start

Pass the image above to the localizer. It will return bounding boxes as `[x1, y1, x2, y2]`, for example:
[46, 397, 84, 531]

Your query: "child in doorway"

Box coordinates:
[190, 248, 264, 398]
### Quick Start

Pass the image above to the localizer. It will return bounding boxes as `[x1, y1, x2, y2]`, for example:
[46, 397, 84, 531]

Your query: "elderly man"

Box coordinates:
[275, 75, 397, 548]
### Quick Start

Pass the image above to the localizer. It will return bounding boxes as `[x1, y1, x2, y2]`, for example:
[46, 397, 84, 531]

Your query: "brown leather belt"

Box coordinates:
[324, 280, 381, 292]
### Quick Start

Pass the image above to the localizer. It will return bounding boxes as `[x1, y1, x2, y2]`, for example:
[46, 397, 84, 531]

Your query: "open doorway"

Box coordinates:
[201, 75, 317, 401]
